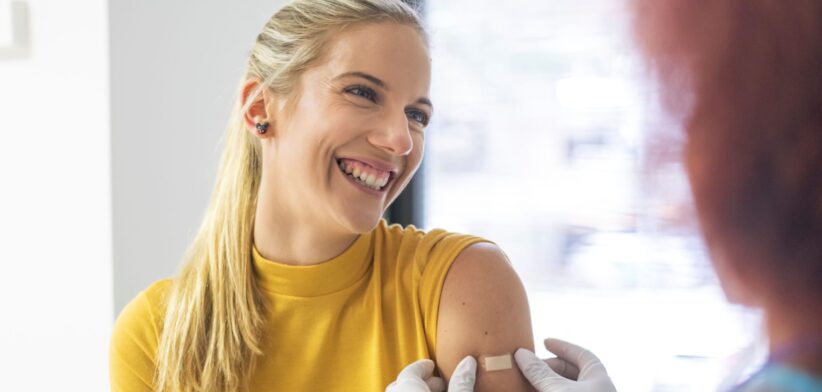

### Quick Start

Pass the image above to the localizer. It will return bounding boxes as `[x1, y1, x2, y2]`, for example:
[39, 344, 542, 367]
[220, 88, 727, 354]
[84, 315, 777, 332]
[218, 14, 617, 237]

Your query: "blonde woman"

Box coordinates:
[109, 1, 535, 391]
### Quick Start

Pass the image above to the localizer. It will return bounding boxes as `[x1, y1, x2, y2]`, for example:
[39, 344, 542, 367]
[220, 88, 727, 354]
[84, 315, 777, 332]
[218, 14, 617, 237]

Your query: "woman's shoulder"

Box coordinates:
[110, 279, 173, 390]
[376, 219, 490, 264]
[374, 219, 498, 289]
[125, 278, 173, 318]
[141, 278, 174, 301]
[112, 278, 172, 343]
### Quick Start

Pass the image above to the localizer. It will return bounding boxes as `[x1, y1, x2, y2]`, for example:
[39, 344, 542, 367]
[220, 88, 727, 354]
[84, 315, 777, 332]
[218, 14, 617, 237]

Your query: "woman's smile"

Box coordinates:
[336, 157, 397, 195]
[251, 21, 429, 234]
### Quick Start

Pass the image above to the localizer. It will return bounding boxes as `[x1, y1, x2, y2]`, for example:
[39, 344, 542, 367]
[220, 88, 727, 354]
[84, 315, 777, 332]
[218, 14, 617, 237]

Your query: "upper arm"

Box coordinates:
[435, 242, 535, 391]
[109, 291, 160, 392]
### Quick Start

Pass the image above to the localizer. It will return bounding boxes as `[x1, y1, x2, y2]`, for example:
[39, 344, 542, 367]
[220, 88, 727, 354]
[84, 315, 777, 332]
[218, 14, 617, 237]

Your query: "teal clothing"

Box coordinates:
[737, 365, 822, 392]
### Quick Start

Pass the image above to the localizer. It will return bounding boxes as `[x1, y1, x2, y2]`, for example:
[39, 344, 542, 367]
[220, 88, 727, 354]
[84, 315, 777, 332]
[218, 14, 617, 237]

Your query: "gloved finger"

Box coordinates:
[544, 338, 608, 380]
[545, 357, 579, 380]
[447, 355, 477, 392]
[396, 359, 436, 381]
[515, 348, 562, 391]
[544, 338, 602, 368]
[425, 376, 446, 392]
[385, 360, 436, 392]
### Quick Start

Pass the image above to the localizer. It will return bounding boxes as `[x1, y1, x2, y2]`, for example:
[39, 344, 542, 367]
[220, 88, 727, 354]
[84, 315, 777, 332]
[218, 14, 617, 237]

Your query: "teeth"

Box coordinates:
[338, 159, 391, 191]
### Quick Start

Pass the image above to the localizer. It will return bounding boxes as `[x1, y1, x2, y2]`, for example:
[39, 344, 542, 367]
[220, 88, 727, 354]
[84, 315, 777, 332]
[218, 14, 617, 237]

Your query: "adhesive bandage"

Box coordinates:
[480, 354, 514, 372]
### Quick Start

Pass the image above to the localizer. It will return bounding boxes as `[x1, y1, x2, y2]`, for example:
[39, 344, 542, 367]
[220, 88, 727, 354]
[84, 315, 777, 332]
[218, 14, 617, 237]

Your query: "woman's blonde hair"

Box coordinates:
[155, 1, 425, 391]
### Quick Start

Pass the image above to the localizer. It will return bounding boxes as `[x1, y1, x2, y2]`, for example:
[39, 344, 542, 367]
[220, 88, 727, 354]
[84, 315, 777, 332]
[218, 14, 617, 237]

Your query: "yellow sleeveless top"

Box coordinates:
[110, 220, 486, 391]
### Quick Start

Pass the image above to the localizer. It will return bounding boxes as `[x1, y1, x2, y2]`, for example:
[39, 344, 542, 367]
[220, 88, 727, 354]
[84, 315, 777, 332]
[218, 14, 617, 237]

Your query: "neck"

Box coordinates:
[253, 181, 358, 266]
[763, 297, 822, 376]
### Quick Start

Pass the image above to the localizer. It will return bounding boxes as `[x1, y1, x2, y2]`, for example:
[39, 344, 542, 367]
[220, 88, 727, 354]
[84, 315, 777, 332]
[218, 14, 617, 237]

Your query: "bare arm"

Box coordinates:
[435, 242, 536, 391]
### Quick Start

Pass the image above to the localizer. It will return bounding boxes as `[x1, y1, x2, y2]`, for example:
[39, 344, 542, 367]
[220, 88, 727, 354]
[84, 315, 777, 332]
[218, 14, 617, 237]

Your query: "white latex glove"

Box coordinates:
[514, 338, 617, 392]
[445, 355, 478, 392]
[386, 356, 477, 392]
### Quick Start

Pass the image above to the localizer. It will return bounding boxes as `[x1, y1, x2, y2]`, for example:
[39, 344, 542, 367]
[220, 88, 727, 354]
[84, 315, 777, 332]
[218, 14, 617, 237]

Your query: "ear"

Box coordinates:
[241, 79, 276, 137]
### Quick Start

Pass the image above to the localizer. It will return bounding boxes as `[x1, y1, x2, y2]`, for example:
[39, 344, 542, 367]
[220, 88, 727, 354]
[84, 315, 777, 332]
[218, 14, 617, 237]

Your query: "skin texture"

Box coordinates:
[242, 22, 432, 266]
[437, 242, 537, 391]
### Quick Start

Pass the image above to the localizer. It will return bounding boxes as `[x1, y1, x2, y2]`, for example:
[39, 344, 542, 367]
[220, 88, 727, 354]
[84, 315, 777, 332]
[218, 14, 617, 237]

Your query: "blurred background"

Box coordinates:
[0, 0, 762, 390]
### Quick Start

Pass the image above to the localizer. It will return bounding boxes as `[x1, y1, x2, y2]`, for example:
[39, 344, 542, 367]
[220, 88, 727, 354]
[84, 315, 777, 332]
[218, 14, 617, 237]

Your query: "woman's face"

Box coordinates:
[263, 22, 431, 234]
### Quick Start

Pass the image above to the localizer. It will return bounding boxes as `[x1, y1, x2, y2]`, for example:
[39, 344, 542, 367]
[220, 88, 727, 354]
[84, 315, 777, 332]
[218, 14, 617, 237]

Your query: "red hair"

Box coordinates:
[634, 0, 822, 301]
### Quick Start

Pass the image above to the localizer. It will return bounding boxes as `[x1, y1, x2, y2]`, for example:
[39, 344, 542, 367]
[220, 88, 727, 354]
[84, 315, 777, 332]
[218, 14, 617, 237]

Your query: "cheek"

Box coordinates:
[408, 134, 425, 170]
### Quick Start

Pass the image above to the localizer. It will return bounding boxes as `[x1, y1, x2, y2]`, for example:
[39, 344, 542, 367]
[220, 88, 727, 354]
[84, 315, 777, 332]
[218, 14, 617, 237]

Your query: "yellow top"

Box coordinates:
[110, 220, 486, 391]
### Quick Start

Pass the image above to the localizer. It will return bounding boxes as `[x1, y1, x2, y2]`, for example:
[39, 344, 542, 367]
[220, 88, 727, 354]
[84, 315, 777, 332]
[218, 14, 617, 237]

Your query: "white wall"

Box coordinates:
[1, 0, 286, 389]
[109, 0, 286, 314]
[0, 0, 112, 390]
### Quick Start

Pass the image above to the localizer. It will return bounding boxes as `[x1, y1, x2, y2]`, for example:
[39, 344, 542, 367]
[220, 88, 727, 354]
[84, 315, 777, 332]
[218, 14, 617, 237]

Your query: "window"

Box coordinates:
[423, 1, 763, 390]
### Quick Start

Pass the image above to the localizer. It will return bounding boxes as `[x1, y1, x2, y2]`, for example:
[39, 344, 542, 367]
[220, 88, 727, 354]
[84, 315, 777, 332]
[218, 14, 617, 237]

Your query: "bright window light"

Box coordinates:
[424, 1, 763, 390]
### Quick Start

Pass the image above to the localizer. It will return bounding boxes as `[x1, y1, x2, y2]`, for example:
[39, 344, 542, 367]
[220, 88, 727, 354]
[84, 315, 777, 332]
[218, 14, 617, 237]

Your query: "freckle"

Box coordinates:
[461, 302, 466, 306]
[484, 331, 488, 335]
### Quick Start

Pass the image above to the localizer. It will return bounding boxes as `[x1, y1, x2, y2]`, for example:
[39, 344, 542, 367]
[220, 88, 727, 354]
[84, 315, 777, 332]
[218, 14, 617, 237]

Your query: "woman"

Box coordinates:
[422, 0, 822, 390]
[631, 1, 822, 390]
[109, 1, 535, 391]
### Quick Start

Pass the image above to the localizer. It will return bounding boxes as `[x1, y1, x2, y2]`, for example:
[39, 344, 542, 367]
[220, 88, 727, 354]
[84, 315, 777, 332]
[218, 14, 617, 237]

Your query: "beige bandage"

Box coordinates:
[480, 354, 513, 372]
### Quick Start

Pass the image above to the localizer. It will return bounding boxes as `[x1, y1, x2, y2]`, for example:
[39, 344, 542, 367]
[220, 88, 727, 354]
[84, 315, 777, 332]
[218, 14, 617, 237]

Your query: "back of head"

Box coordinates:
[156, 1, 425, 392]
[633, 1, 822, 305]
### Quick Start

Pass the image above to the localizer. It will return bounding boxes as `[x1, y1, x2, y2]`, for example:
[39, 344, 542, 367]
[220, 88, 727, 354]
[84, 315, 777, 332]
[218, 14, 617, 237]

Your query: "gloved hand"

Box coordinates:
[514, 338, 617, 392]
[386, 356, 477, 392]
[446, 355, 478, 392]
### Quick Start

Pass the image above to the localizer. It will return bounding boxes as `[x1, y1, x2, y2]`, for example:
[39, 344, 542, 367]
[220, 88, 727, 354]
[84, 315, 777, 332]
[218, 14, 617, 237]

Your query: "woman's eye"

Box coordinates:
[406, 109, 430, 126]
[346, 86, 377, 102]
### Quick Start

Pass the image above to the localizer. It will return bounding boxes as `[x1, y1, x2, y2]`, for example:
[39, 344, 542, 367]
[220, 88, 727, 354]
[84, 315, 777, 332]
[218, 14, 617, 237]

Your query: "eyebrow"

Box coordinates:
[416, 97, 433, 110]
[334, 71, 434, 111]
[335, 71, 387, 88]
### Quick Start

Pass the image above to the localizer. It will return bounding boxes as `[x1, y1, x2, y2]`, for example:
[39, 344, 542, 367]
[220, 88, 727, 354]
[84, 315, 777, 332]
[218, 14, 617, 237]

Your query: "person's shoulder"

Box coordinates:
[378, 219, 476, 242]
[375, 219, 489, 270]
[110, 278, 173, 390]
[417, 240, 516, 317]
[123, 278, 172, 318]
[112, 279, 173, 349]
[444, 242, 521, 301]
[112, 278, 172, 340]
[141, 278, 173, 308]
[436, 243, 534, 390]
[417, 226, 491, 274]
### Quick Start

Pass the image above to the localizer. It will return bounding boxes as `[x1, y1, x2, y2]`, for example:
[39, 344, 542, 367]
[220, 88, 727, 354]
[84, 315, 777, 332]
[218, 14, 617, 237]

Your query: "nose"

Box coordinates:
[367, 110, 413, 156]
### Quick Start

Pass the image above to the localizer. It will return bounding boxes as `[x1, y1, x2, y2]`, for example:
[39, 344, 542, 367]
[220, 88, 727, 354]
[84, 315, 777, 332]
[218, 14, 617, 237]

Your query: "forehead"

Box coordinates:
[313, 22, 431, 95]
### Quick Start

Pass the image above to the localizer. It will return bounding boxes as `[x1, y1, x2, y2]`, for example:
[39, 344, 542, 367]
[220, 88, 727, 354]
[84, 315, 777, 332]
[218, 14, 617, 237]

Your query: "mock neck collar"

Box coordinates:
[252, 232, 373, 297]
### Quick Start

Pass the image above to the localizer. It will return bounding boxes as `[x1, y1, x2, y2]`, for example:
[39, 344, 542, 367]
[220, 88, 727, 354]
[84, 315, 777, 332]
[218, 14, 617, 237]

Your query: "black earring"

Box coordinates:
[255, 122, 270, 135]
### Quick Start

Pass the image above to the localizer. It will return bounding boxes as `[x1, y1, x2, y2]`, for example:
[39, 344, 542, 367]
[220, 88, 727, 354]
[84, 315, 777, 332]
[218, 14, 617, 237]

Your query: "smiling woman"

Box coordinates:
[246, 21, 432, 240]
[108, 1, 534, 392]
